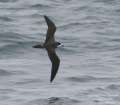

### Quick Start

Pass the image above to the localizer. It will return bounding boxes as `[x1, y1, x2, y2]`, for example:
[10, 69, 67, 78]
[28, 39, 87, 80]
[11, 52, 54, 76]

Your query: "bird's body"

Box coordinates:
[33, 15, 61, 82]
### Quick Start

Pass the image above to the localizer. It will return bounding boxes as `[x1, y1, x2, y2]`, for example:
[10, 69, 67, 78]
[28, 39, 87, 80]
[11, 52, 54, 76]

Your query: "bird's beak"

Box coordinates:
[32, 45, 40, 48]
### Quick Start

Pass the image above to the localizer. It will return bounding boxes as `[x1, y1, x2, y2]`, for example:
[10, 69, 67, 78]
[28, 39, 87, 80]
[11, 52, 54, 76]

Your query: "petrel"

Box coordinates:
[33, 16, 61, 82]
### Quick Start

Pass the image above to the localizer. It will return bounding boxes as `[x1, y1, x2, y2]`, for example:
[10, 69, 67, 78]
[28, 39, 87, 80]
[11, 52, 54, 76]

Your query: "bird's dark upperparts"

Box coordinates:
[33, 15, 61, 82]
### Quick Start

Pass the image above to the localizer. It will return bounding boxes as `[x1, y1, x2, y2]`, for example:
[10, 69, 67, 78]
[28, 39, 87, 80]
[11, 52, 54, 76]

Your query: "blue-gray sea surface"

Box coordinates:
[0, 0, 120, 105]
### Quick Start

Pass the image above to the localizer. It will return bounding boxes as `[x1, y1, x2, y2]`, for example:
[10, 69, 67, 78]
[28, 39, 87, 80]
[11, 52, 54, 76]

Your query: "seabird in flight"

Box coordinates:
[33, 15, 61, 82]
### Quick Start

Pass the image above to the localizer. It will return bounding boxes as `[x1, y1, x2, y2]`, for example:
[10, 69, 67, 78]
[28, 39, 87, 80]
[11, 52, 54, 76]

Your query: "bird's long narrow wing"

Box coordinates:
[45, 47, 60, 82]
[44, 16, 56, 44]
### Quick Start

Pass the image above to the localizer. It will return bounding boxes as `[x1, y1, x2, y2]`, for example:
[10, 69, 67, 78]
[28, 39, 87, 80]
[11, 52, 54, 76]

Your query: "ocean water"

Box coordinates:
[0, 0, 120, 105]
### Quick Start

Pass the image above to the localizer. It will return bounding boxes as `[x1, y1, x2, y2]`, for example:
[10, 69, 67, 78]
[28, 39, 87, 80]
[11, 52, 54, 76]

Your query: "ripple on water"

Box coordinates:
[0, 16, 13, 22]
[15, 78, 42, 85]
[0, 69, 12, 76]
[0, 0, 17, 3]
[65, 75, 95, 83]
[26, 97, 80, 105]
[65, 75, 120, 83]
[94, 0, 117, 5]
[106, 84, 120, 91]
[0, 69, 25, 77]
[31, 4, 52, 9]
[58, 22, 82, 30]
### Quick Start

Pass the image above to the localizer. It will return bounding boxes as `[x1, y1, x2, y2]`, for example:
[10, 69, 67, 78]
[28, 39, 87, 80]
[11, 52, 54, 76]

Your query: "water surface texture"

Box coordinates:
[0, 0, 120, 105]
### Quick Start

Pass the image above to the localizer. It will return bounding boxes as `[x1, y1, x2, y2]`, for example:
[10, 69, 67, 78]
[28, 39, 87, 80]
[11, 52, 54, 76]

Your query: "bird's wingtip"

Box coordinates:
[50, 77, 54, 83]
[44, 15, 47, 19]
[44, 15, 49, 22]
[43, 15, 56, 28]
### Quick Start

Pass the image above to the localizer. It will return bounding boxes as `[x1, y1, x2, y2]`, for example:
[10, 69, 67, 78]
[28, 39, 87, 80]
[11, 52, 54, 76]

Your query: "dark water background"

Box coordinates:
[0, 0, 120, 104]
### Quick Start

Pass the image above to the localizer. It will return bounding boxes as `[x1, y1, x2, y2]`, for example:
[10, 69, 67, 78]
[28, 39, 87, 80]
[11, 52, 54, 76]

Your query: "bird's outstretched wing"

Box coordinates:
[44, 15, 56, 45]
[45, 47, 60, 82]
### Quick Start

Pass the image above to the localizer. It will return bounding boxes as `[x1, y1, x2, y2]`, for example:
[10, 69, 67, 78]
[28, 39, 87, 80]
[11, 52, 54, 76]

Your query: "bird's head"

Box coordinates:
[56, 42, 61, 46]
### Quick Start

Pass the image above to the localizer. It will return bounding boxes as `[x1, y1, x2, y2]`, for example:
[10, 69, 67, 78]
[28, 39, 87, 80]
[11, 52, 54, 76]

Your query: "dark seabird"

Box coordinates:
[33, 16, 61, 82]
